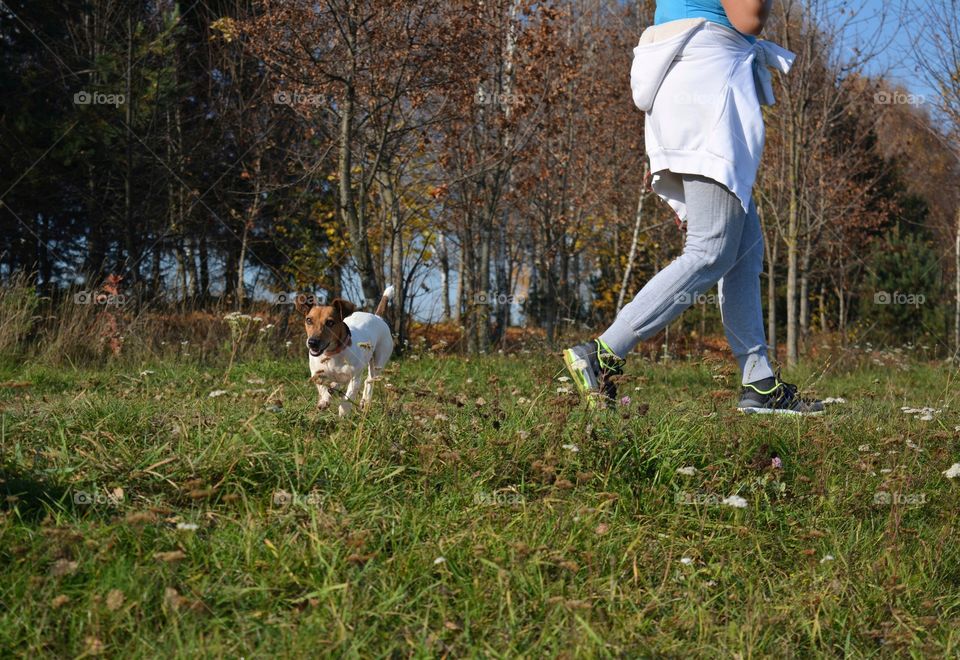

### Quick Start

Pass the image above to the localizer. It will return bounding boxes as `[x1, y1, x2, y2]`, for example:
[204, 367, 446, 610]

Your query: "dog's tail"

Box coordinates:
[374, 284, 395, 317]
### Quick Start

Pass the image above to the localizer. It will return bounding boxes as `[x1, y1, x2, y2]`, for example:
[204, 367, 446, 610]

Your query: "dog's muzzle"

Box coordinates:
[307, 337, 328, 356]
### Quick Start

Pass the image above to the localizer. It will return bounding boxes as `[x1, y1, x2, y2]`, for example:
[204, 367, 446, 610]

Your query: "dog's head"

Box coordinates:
[295, 295, 355, 356]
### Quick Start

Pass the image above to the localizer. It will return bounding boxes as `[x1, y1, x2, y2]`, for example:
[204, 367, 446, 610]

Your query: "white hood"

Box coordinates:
[629, 20, 795, 219]
[630, 18, 707, 113]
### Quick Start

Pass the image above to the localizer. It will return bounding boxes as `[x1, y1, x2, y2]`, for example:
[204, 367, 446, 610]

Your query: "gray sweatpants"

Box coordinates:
[599, 174, 774, 385]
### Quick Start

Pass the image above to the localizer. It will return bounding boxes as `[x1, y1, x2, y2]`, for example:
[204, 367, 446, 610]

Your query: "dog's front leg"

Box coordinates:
[311, 370, 332, 410]
[361, 364, 379, 409]
[338, 376, 362, 417]
[315, 382, 332, 410]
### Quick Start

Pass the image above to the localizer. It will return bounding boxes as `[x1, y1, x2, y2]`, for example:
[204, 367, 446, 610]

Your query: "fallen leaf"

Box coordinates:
[125, 511, 157, 525]
[50, 559, 78, 577]
[106, 589, 125, 611]
[155, 550, 186, 563]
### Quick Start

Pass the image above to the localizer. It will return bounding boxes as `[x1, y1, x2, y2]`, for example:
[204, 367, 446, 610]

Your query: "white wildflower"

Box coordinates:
[561, 443, 579, 453]
[676, 466, 697, 476]
[944, 463, 960, 479]
[722, 495, 748, 509]
[680, 556, 693, 565]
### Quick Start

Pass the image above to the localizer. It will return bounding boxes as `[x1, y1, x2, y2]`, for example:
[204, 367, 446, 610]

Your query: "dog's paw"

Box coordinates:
[316, 399, 331, 411]
[337, 402, 353, 417]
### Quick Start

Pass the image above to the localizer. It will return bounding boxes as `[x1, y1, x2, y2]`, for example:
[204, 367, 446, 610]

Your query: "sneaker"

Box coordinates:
[737, 375, 825, 415]
[563, 339, 626, 408]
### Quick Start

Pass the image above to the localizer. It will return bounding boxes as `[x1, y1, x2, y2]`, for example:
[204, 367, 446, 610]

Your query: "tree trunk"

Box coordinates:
[786, 186, 799, 367]
[760, 205, 777, 362]
[151, 243, 162, 298]
[955, 206, 960, 358]
[388, 188, 405, 345]
[174, 240, 188, 304]
[818, 284, 827, 333]
[124, 8, 137, 285]
[617, 163, 649, 312]
[337, 48, 380, 305]
[198, 233, 209, 302]
[186, 240, 198, 301]
[476, 224, 492, 350]
[455, 239, 465, 322]
[237, 157, 263, 310]
[439, 233, 452, 321]
[835, 285, 847, 342]
[799, 270, 809, 347]
[237, 220, 249, 310]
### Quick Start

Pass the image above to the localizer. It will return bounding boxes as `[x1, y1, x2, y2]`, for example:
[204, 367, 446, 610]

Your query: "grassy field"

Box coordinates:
[1, 348, 959, 657]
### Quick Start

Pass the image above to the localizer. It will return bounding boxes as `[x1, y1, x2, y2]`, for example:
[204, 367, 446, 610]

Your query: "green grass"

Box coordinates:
[1, 351, 959, 657]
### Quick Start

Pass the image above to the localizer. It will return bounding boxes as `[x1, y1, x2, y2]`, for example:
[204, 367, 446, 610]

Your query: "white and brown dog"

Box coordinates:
[296, 286, 395, 417]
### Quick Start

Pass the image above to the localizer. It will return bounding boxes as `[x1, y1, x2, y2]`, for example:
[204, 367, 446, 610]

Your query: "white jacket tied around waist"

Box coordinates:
[630, 19, 795, 219]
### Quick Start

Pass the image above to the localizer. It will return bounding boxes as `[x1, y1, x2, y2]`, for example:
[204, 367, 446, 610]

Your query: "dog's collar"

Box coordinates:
[323, 326, 352, 357]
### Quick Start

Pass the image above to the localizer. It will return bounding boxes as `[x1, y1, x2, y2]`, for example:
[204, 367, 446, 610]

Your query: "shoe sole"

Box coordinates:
[563, 348, 601, 409]
[738, 406, 825, 416]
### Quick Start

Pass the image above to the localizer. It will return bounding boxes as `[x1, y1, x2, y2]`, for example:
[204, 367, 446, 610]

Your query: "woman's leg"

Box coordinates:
[717, 200, 775, 384]
[599, 174, 747, 358]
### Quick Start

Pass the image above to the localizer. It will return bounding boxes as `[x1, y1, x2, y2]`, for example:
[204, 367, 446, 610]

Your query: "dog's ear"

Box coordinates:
[294, 294, 315, 316]
[331, 298, 356, 319]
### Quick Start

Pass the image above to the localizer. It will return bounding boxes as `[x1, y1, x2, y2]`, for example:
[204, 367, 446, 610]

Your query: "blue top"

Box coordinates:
[655, 0, 755, 41]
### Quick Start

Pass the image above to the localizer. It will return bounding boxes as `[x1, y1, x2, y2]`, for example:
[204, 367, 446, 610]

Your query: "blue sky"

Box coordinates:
[835, 0, 938, 98]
